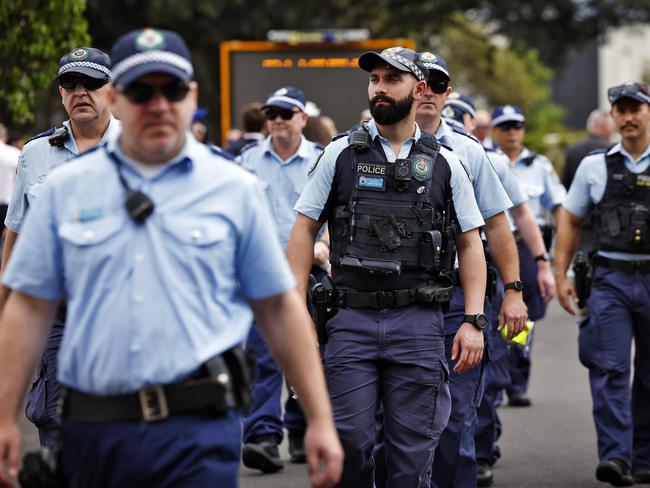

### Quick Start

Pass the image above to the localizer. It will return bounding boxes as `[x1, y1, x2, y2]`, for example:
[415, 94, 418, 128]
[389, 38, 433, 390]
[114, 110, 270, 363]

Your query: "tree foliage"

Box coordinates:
[0, 0, 89, 125]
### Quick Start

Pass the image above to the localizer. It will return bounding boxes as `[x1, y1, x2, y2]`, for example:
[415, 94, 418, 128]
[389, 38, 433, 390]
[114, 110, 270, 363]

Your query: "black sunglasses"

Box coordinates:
[59, 75, 108, 91]
[608, 82, 650, 103]
[264, 108, 298, 121]
[427, 79, 449, 94]
[120, 79, 190, 104]
[497, 121, 525, 131]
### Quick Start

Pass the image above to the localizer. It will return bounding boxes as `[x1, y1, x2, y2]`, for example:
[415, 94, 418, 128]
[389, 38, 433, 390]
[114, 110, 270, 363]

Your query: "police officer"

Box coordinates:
[0, 28, 343, 488]
[555, 81, 650, 486]
[491, 105, 566, 407]
[442, 93, 556, 486]
[237, 86, 325, 472]
[288, 46, 486, 487]
[414, 54, 549, 488]
[0, 47, 119, 449]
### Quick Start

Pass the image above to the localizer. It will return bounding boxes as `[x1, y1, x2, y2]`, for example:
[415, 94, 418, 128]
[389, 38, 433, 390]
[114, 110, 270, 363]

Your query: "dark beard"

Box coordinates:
[369, 92, 414, 125]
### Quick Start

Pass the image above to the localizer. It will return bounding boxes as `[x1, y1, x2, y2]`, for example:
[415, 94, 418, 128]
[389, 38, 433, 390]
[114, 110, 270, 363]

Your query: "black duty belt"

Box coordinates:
[62, 377, 236, 423]
[340, 289, 416, 309]
[593, 255, 650, 275]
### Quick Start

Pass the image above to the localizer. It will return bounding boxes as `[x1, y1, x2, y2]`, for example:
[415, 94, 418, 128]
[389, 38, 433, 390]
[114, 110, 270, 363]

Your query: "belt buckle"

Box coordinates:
[375, 291, 394, 308]
[139, 385, 169, 422]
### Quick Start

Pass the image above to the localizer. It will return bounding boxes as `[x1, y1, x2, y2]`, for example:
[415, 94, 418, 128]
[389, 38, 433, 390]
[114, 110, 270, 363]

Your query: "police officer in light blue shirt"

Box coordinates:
[556, 82, 650, 486]
[289, 46, 487, 487]
[491, 104, 566, 408]
[237, 86, 325, 472]
[0, 28, 343, 488]
[0, 46, 119, 449]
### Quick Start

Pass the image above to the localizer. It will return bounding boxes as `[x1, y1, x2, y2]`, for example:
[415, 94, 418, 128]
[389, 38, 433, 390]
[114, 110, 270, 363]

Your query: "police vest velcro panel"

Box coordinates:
[328, 129, 458, 292]
[593, 148, 650, 253]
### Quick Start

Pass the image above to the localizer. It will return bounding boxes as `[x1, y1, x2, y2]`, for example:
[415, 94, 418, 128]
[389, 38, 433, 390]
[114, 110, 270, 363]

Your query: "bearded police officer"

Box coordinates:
[287, 46, 486, 487]
[237, 86, 325, 472]
[0, 47, 119, 449]
[0, 28, 343, 488]
[491, 105, 566, 407]
[555, 82, 650, 487]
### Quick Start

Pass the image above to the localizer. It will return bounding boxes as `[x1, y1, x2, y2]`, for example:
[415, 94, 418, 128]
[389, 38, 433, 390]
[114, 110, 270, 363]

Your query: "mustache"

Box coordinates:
[370, 95, 397, 108]
[621, 122, 638, 129]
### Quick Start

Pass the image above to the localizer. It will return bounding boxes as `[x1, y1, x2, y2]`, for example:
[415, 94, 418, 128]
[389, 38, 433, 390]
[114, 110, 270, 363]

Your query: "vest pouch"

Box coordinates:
[340, 256, 401, 275]
[629, 204, 650, 246]
[420, 230, 442, 271]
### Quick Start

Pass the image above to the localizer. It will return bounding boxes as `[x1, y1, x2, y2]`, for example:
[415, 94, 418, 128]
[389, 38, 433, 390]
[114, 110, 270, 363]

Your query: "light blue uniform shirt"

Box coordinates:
[5, 117, 121, 233]
[3, 133, 296, 395]
[236, 135, 322, 248]
[564, 142, 650, 261]
[507, 147, 566, 225]
[295, 118, 484, 233]
[435, 120, 513, 219]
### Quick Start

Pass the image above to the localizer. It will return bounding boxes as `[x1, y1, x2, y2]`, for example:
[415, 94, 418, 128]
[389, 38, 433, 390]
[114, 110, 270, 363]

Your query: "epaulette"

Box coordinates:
[24, 127, 56, 145]
[313, 142, 325, 151]
[586, 145, 614, 157]
[521, 152, 537, 166]
[209, 144, 234, 161]
[332, 132, 348, 142]
[451, 125, 480, 143]
[238, 141, 260, 155]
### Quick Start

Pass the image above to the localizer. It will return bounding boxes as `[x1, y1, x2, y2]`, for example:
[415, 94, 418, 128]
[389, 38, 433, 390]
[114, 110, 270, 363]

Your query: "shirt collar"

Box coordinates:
[263, 134, 313, 164]
[434, 119, 454, 147]
[366, 118, 421, 144]
[609, 142, 650, 164]
[62, 116, 121, 156]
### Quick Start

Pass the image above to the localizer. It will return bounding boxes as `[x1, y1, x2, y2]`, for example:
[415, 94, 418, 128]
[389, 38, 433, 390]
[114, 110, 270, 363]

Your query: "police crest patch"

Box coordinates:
[136, 29, 166, 51]
[412, 156, 432, 181]
[70, 48, 88, 60]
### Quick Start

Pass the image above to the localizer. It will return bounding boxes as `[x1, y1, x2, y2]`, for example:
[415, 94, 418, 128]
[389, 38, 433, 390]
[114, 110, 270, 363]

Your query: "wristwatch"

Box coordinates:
[534, 252, 550, 262]
[463, 313, 489, 330]
[504, 280, 524, 292]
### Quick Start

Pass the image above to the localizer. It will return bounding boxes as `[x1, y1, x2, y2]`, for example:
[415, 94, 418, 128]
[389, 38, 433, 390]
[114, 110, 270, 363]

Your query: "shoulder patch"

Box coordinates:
[209, 144, 234, 161]
[25, 127, 56, 145]
[238, 141, 260, 156]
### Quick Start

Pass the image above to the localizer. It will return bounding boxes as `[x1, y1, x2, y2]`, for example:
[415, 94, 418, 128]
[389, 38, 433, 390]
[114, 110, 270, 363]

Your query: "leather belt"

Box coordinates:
[62, 377, 236, 423]
[339, 289, 417, 309]
[593, 255, 650, 275]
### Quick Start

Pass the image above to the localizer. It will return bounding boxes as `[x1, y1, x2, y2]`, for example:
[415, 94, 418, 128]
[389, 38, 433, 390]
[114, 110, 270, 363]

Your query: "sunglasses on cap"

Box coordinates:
[427, 79, 449, 94]
[119, 79, 191, 104]
[497, 121, 524, 131]
[264, 108, 299, 121]
[59, 75, 108, 91]
[607, 82, 650, 103]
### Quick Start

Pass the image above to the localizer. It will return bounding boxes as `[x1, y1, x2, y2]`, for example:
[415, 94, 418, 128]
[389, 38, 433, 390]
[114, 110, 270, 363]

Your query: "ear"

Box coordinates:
[59, 86, 65, 104]
[413, 80, 427, 99]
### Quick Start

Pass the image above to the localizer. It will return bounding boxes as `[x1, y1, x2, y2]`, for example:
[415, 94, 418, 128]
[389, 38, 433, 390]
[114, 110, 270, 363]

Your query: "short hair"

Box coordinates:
[586, 109, 611, 134]
[241, 103, 266, 133]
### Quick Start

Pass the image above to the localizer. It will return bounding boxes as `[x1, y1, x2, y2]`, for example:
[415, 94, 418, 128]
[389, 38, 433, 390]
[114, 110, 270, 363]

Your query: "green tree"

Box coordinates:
[0, 0, 90, 125]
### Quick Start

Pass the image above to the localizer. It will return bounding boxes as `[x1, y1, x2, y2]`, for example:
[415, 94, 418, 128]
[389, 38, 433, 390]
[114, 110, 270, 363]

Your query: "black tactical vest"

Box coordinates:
[593, 147, 650, 253]
[327, 127, 457, 292]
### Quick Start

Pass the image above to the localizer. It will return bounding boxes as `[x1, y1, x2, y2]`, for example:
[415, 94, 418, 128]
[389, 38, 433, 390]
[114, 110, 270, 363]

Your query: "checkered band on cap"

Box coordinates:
[422, 62, 449, 79]
[264, 95, 306, 112]
[58, 61, 111, 77]
[110, 50, 193, 83]
[384, 51, 425, 81]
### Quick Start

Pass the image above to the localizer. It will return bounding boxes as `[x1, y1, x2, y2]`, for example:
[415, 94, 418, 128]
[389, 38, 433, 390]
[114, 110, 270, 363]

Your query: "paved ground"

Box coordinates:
[19, 301, 606, 487]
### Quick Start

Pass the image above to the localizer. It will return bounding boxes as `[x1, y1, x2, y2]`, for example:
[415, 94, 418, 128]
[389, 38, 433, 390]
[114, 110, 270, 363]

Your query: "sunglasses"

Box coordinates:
[607, 82, 650, 103]
[497, 121, 524, 131]
[264, 108, 299, 121]
[59, 75, 108, 91]
[427, 79, 449, 94]
[119, 79, 190, 104]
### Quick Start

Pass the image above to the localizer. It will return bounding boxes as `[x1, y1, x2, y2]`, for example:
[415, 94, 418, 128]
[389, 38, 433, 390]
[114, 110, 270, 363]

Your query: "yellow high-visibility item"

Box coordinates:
[500, 320, 534, 347]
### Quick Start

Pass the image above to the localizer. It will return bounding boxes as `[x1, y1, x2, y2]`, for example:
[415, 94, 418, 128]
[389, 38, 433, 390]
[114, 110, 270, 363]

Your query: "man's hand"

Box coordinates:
[537, 262, 556, 303]
[0, 419, 21, 488]
[304, 419, 344, 488]
[451, 323, 484, 373]
[498, 291, 527, 340]
[556, 273, 578, 316]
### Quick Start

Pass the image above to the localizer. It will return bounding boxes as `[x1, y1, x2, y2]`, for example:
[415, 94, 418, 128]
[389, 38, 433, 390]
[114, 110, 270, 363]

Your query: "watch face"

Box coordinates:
[476, 313, 489, 329]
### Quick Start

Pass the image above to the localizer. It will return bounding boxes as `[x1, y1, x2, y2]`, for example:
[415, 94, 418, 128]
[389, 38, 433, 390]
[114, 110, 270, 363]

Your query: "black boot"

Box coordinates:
[595, 459, 634, 487]
[242, 435, 284, 473]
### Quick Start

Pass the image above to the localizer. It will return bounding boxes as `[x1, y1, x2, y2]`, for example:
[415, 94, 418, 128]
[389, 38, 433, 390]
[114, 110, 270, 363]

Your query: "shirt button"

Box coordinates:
[191, 229, 203, 240]
[130, 341, 141, 352]
[135, 254, 144, 262]
[83, 230, 95, 241]
[133, 294, 144, 303]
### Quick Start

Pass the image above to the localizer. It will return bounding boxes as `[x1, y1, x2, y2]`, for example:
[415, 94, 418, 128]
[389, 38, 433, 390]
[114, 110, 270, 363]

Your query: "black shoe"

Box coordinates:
[634, 465, 650, 483]
[242, 436, 284, 473]
[596, 459, 634, 486]
[477, 461, 493, 487]
[508, 392, 532, 407]
[288, 432, 306, 464]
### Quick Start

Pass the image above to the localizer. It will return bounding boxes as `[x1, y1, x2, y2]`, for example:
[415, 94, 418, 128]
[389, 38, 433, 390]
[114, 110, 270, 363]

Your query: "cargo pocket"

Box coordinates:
[429, 359, 452, 438]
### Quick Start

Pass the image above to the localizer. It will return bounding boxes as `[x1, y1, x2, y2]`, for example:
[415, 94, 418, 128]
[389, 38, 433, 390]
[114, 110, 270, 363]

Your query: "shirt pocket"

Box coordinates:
[520, 182, 544, 200]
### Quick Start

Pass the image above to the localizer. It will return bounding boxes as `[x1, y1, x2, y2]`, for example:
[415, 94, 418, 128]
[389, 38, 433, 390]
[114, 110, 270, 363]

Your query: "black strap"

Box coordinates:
[593, 255, 650, 274]
[339, 289, 417, 309]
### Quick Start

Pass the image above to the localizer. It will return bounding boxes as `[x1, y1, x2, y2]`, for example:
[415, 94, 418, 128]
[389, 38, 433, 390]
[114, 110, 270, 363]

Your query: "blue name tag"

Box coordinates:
[75, 207, 104, 222]
[356, 175, 386, 191]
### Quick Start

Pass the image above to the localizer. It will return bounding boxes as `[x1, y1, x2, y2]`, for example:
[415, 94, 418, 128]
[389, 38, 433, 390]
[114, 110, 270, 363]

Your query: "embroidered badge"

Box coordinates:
[70, 48, 88, 60]
[136, 29, 166, 51]
[412, 156, 432, 181]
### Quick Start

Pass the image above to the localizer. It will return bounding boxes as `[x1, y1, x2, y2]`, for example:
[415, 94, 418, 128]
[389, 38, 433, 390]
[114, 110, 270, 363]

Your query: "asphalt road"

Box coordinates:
[19, 300, 605, 487]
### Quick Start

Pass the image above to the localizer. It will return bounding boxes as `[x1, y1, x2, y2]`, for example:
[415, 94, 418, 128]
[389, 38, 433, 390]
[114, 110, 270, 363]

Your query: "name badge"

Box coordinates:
[356, 162, 387, 191]
[356, 175, 386, 191]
